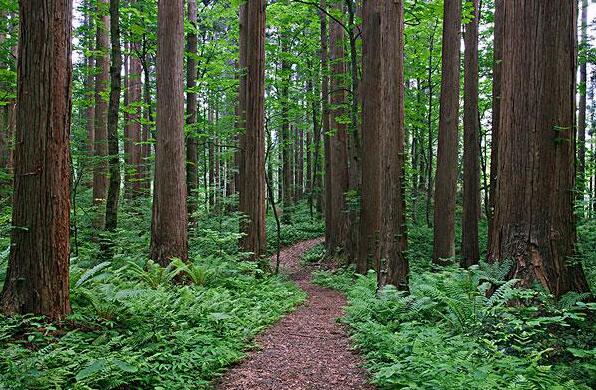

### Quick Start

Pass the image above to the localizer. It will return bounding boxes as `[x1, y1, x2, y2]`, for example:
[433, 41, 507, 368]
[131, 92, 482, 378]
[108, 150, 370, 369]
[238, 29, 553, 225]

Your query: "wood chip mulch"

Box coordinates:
[216, 238, 374, 390]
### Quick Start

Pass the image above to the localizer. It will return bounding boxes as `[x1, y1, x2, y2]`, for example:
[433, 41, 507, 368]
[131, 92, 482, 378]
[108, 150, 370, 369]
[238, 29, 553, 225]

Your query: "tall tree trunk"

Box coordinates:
[577, 0, 588, 205]
[105, 0, 122, 233]
[488, 0, 503, 244]
[84, 5, 95, 169]
[488, 0, 590, 297]
[432, 0, 460, 264]
[295, 126, 304, 201]
[93, 0, 110, 230]
[359, 0, 408, 289]
[327, 1, 350, 253]
[460, 0, 480, 268]
[238, 0, 267, 260]
[186, 0, 199, 219]
[127, 3, 143, 198]
[0, 0, 73, 320]
[358, 2, 382, 275]
[150, 0, 188, 265]
[320, 0, 331, 246]
[281, 34, 293, 217]
[425, 22, 437, 228]
[141, 57, 152, 194]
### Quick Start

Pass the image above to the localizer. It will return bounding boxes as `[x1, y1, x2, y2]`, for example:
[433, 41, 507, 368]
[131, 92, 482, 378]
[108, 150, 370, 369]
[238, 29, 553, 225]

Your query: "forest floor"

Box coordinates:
[216, 238, 374, 390]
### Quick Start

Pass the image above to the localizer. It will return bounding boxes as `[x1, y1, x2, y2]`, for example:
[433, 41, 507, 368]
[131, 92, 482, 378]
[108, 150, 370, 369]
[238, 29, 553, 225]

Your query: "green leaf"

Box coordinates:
[113, 359, 139, 373]
[75, 359, 106, 381]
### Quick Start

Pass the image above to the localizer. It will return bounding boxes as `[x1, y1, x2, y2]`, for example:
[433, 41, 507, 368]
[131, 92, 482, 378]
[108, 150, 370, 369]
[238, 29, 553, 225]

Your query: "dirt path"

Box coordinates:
[216, 238, 373, 390]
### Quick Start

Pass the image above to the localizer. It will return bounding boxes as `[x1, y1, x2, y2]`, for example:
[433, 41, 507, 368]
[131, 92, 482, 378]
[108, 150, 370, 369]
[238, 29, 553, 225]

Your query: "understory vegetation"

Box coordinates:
[311, 221, 596, 390]
[0, 199, 321, 389]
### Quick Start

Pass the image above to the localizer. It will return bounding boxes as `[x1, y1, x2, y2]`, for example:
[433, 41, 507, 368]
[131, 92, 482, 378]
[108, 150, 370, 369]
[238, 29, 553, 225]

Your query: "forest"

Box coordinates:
[0, 0, 595, 389]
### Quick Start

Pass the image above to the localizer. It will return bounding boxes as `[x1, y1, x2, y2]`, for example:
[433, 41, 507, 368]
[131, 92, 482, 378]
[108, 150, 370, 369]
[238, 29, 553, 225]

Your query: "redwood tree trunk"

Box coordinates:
[488, 0, 503, 244]
[127, 2, 143, 198]
[327, 1, 350, 253]
[488, 0, 590, 297]
[92, 0, 110, 230]
[461, 0, 480, 268]
[0, 0, 73, 320]
[577, 0, 588, 201]
[150, 0, 188, 265]
[186, 0, 199, 219]
[320, 0, 332, 246]
[105, 0, 122, 232]
[432, 0, 460, 264]
[238, 0, 267, 260]
[359, 0, 408, 289]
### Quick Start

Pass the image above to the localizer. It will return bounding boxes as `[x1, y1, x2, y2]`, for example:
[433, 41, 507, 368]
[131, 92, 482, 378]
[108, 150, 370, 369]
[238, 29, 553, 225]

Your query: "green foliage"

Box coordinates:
[314, 266, 594, 389]
[266, 202, 325, 251]
[301, 243, 326, 264]
[0, 187, 315, 389]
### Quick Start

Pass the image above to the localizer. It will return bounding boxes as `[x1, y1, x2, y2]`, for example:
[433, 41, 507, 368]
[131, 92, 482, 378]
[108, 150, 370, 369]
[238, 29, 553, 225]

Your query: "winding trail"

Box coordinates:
[217, 238, 374, 390]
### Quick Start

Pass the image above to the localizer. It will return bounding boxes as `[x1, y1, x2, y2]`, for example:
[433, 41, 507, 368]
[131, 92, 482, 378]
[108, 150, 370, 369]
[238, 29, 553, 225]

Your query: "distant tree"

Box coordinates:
[326, 0, 349, 253]
[92, 0, 110, 230]
[105, 0, 123, 233]
[186, 0, 199, 219]
[0, 0, 73, 320]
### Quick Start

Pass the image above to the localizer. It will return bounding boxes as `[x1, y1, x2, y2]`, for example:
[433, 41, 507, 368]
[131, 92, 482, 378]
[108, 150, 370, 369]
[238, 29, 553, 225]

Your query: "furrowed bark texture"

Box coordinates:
[150, 0, 188, 265]
[238, 0, 267, 260]
[432, 0, 460, 264]
[0, 0, 73, 320]
[488, 0, 589, 297]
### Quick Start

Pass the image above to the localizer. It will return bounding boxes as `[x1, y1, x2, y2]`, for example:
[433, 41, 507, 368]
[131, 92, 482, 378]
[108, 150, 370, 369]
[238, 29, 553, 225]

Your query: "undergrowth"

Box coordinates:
[312, 218, 596, 390]
[0, 194, 319, 389]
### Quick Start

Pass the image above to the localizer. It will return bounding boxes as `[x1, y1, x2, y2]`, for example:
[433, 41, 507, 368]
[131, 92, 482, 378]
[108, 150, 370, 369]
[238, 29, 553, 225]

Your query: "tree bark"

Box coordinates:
[432, 0, 460, 264]
[238, 0, 267, 260]
[461, 0, 480, 268]
[186, 0, 199, 219]
[327, 1, 350, 253]
[150, 0, 188, 265]
[92, 0, 110, 230]
[577, 0, 588, 203]
[488, 0, 590, 297]
[105, 0, 122, 233]
[0, 0, 73, 320]
[281, 33, 293, 216]
[488, 0, 503, 244]
[127, 2, 143, 198]
[359, 0, 408, 289]
[320, 0, 332, 247]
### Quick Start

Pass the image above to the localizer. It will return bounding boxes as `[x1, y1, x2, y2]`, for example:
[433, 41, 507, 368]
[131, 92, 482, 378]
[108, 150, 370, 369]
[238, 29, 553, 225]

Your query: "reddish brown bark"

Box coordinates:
[150, 0, 188, 265]
[358, 3, 382, 275]
[577, 0, 588, 198]
[320, 0, 332, 247]
[186, 0, 199, 219]
[488, 0, 503, 244]
[359, 0, 408, 289]
[105, 0, 122, 232]
[488, 0, 589, 297]
[0, 0, 73, 320]
[327, 1, 349, 253]
[432, 0, 460, 264]
[126, 2, 143, 198]
[238, 0, 267, 260]
[461, 0, 480, 268]
[92, 0, 110, 230]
